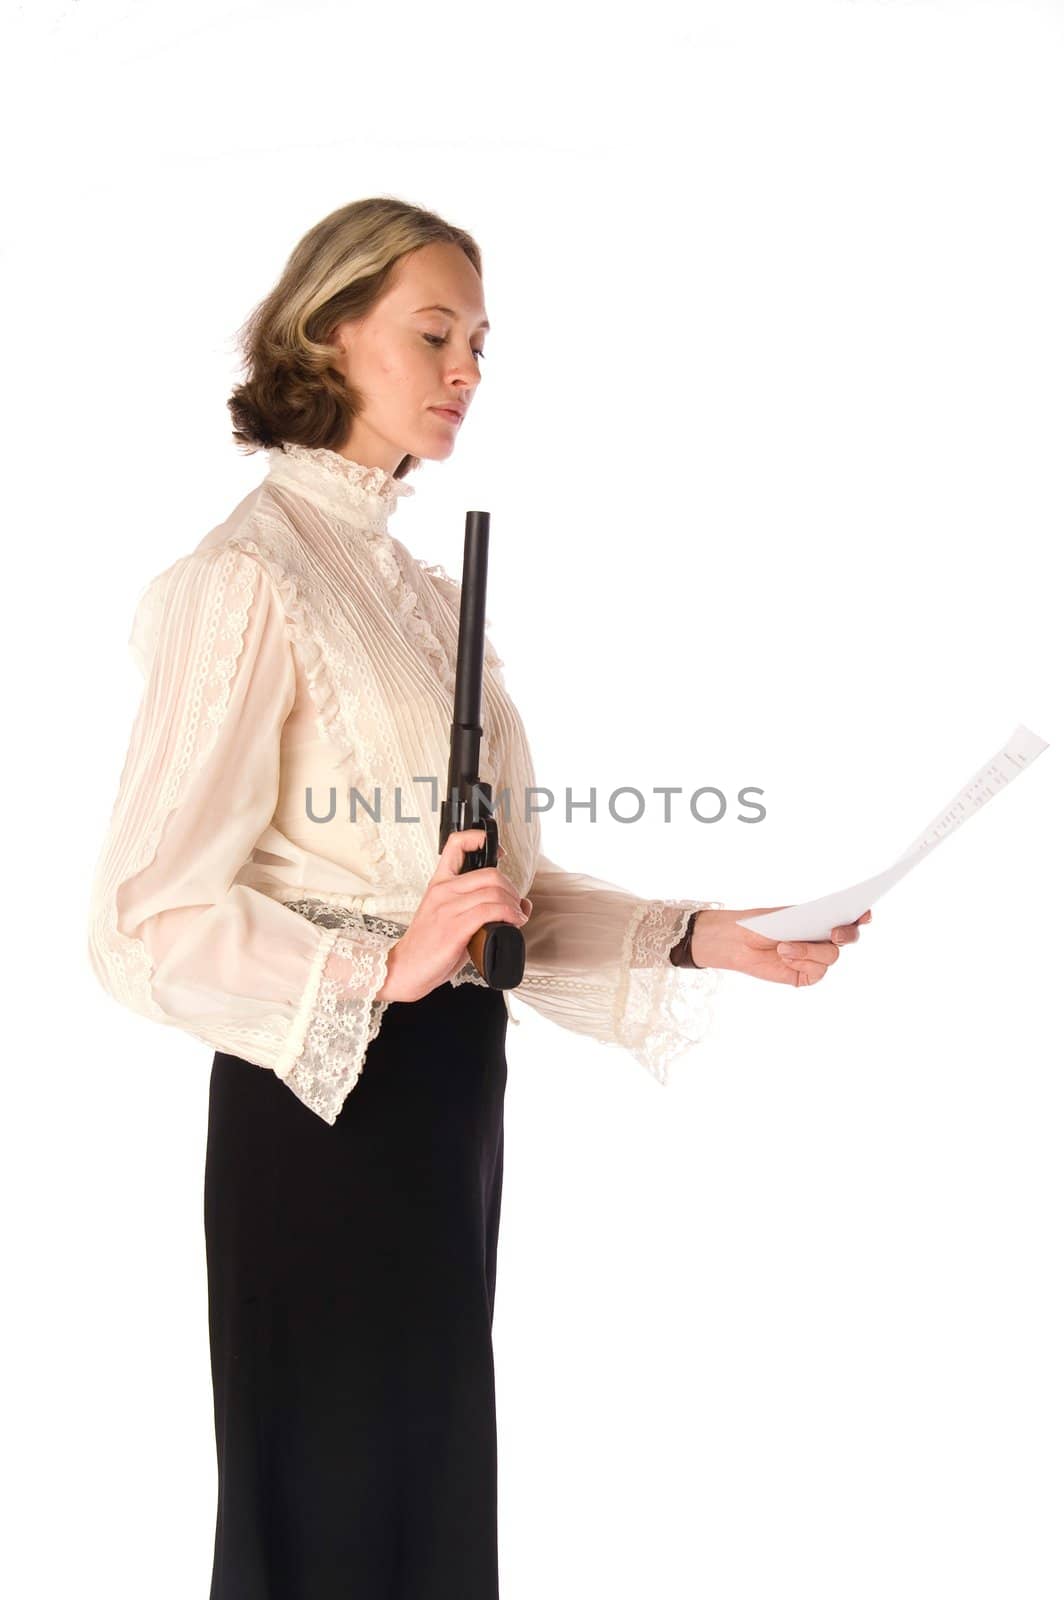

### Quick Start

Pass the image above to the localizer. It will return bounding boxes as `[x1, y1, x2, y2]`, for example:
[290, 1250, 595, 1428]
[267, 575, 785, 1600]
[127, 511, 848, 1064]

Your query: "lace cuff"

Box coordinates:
[615, 898, 724, 1084]
[278, 926, 399, 1125]
[515, 875, 724, 1085]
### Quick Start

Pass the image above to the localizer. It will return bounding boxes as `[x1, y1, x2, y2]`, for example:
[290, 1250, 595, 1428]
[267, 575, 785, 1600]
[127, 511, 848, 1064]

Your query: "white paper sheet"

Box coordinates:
[735, 724, 1049, 943]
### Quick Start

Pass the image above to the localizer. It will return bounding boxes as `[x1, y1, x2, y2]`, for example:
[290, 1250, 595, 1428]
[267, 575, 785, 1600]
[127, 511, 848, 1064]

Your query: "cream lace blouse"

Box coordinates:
[87, 443, 721, 1125]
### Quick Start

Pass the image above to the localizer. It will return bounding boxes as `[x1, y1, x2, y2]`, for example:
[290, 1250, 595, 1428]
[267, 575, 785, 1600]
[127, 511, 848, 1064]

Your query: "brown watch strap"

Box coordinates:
[669, 910, 701, 968]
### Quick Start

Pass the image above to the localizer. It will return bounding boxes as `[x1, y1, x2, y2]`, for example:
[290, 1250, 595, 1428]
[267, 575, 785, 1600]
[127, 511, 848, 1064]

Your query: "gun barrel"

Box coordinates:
[440, 511, 491, 850]
[454, 511, 490, 726]
[436, 510, 525, 988]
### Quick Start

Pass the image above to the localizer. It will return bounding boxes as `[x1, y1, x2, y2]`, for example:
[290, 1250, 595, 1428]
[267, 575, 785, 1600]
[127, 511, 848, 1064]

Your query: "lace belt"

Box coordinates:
[281, 896, 408, 940]
[281, 895, 515, 1019]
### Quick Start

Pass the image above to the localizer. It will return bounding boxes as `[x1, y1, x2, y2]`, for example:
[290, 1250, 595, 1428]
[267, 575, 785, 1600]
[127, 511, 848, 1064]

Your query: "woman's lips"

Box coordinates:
[430, 407, 462, 425]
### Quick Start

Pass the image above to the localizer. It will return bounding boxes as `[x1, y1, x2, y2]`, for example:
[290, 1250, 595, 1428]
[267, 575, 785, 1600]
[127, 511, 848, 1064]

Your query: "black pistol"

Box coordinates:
[437, 510, 525, 990]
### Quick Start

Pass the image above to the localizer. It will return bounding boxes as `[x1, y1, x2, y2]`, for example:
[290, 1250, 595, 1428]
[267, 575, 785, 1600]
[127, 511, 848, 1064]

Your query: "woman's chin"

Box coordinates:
[416, 435, 458, 463]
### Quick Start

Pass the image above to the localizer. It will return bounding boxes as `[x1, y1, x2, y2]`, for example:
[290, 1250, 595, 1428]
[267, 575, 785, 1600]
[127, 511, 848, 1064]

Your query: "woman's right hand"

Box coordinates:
[376, 828, 532, 1003]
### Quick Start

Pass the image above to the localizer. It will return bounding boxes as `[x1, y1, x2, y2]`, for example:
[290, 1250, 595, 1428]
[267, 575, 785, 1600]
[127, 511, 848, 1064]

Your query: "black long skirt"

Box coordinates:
[203, 979, 509, 1599]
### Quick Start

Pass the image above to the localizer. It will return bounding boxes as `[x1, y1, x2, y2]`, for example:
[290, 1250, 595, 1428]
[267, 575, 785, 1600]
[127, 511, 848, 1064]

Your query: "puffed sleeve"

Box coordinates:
[512, 851, 723, 1084]
[86, 542, 402, 1126]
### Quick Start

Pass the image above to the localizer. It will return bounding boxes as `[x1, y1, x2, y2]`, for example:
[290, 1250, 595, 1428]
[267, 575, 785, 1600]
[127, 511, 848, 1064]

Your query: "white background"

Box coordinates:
[4, 1, 1061, 1595]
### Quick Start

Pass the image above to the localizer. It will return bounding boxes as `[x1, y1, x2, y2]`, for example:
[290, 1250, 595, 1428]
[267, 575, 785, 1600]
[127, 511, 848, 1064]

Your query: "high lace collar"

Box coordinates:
[264, 441, 415, 531]
[256, 437, 504, 782]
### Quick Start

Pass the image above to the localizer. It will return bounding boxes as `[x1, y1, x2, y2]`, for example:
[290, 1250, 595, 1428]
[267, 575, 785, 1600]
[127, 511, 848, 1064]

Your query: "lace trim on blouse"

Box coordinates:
[514, 896, 724, 1083]
[281, 928, 394, 1125]
[617, 897, 725, 1082]
[281, 897, 408, 940]
[265, 442, 416, 529]
[282, 893, 498, 1007]
[228, 465, 506, 903]
[264, 443, 504, 673]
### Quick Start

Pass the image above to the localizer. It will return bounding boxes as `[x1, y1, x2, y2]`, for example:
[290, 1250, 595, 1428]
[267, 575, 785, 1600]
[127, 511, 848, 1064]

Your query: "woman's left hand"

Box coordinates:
[690, 905, 872, 987]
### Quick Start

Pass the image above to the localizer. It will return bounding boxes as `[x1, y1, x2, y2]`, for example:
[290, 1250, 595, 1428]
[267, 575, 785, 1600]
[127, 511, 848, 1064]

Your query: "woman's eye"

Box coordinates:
[422, 333, 485, 362]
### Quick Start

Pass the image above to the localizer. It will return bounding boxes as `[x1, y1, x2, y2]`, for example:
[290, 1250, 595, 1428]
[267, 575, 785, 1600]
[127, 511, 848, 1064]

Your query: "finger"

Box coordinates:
[777, 953, 831, 986]
[778, 940, 839, 967]
[447, 882, 528, 919]
[447, 865, 522, 899]
[790, 962, 829, 985]
[456, 895, 529, 935]
[832, 908, 872, 942]
[435, 829, 488, 878]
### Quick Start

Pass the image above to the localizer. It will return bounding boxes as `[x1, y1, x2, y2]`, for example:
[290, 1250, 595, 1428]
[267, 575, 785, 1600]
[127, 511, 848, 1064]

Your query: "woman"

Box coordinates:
[87, 196, 869, 1598]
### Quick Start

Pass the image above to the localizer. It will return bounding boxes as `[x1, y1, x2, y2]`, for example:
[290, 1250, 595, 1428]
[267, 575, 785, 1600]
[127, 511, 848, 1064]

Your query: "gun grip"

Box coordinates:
[468, 921, 525, 990]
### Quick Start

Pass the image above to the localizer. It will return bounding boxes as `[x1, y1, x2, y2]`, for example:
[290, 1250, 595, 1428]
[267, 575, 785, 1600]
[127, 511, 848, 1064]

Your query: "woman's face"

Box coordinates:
[328, 240, 488, 474]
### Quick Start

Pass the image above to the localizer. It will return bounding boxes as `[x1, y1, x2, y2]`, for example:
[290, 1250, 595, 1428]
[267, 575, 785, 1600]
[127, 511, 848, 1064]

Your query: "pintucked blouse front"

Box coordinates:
[87, 442, 721, 1125]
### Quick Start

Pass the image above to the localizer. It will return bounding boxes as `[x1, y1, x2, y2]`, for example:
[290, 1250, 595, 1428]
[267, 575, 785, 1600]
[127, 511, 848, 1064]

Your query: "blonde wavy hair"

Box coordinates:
[227, 196, 483, 481]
